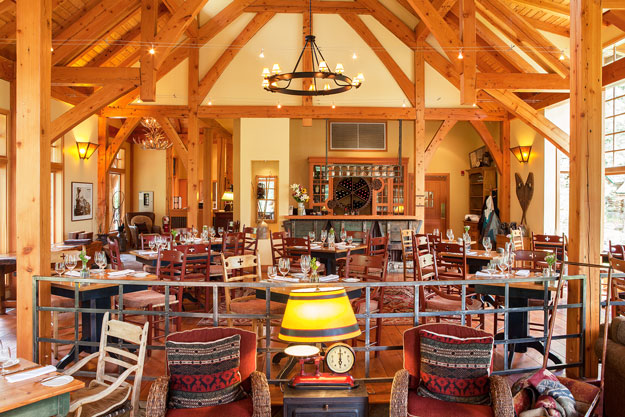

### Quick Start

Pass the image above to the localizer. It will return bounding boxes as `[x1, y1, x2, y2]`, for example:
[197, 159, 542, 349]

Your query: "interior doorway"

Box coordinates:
[424, 174, 449, 234]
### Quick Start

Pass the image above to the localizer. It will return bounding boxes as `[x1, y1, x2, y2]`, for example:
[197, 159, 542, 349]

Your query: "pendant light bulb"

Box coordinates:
[352, 52, 357, 60]
[277, 101, 282, 109]
[259, 48, 265, 58]
[458, 49, 463, 59]
[149, 45, 155, 55]
[332, 101, 336, 109]
[559, 50, 565, 60]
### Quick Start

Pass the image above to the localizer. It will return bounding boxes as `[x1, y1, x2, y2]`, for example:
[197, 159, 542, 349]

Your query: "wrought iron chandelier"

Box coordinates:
[134, 117, 172, 150]
[262, 0, 364, 96]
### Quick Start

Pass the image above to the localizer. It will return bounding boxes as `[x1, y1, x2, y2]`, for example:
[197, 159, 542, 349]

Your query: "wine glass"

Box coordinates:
[508, 252, 515, 274]
[148, 239, 156, 253]
[308, 231, 316, 243]
[54, 262, 65, 276]
[346, 235, 354, 246]
[209, 227, 216, 239]
[65, 254, 77, 274]
[482, 237, 492, 255]
[192, 227, 198, 239]
[95, 251, 107, 274]
[340, 230, 347, 243]
[320, 230, 328, 245]
[179, 233, 187, 245]
[267, 266, 277, 279]
[497, 255, 508, 276]
[217, 227, 224, 237]
[0, 343, 12, 373]
[446, 229, 454, 242]
[300, 255, 311, 280]
[279, 258, 290, 278]
[433, 228, 439, 237]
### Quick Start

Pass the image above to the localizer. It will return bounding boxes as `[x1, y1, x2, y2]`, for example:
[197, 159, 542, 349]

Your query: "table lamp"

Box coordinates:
[221, 190, 234, 211]
[279, 287, 361, 389]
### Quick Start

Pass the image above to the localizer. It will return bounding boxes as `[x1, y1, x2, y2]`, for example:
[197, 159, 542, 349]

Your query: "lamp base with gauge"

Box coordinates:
[284, 343, 358, 390]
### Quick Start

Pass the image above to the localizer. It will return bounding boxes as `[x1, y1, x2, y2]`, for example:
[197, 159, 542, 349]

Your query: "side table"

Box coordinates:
[283, 383, 368, 417]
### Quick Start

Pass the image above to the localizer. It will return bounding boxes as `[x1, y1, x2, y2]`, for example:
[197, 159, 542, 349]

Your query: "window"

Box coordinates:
[0, 110, 7, 253]
[51, 139, 63, 243]
[256, 175, 277, 222]
[109, 148, 125, 231]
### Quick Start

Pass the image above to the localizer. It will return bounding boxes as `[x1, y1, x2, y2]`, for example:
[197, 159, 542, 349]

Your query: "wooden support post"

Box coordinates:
[202, 128, 214, 227]
[567, 0, 603, 378]
[217, 135, 225, 210]
[16, 0, 52, 362]
[166, 147, 173, 216]
[8, 80, 16, 252]
[140, 0, 158, 102]
[97, 117, 108, 234]
[414, 39, 425, 220]
[459, 0, 476, 105]
[500, 118, 510, 222]
[187, 31, 200, 229]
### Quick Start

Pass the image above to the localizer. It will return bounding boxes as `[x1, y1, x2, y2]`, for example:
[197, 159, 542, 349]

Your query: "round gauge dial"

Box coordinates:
[325, 343, 356, 374]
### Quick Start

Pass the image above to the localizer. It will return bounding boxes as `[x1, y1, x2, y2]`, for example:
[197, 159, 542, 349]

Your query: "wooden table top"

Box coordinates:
[51, 270, 156, 292]
[0, 244, 83, 266]
[130, 249, 219, 261]
[295, 244, 367, 254]
[468, 272, 558, 292]
[440, 249, 495, 260]
[0, 358, 84, 413]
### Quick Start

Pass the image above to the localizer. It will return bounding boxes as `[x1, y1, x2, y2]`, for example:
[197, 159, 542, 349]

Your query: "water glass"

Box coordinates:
[300, 255, 311, 279]
[340, 230, 347, 242]
[209, 227, 216, 239]
[482, 237, 492, 255]
[320, 230, 328, 244]
[308, 231, 316, 242]
[217, 227, 224, 237]
[95, 251, 107, 273]
[0, 343, 12, 370]
[346, 235, 354, 246]
[179, 234, 187, 245]
[279, 258, 290, 278]
[446, 229, 454, 241]
[66, 254, 77, 273]
[497, 255, 508, 275]
[149, 239, 156, 252]
[267, 266, 277, 279]
[433, 228, 439, 237]
[54, 262, 65, 276]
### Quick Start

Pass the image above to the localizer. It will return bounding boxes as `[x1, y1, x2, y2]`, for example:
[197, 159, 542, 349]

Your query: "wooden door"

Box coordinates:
[424, 174, 449, 234]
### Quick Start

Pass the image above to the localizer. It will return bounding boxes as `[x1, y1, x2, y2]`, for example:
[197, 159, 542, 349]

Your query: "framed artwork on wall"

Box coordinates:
[71, 182, 93, 221]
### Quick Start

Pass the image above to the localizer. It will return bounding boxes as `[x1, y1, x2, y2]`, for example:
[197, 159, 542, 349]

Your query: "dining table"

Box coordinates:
[468, 272, 562, 368]
[440, 249, 496, 273]
[50, 270, 154, 369]
[294, 243, 367, 274]
[130, 237, 222, 268]
[0, 358, 84, 416]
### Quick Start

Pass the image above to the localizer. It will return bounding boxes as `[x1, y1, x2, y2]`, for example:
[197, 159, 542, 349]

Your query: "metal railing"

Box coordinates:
[33, 274, 587, 383]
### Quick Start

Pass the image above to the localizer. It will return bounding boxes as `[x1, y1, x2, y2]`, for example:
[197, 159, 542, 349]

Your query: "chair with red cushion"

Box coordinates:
[390, 323, 514, 417]
[146, 327, 271, 417]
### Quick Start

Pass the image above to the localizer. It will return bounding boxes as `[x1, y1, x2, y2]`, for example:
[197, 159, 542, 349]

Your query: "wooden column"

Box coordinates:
[499, 118, 511, 222]
[187, 32, 200, 228]
[97, 116, 108, 234]
[568, 0, 603, 378]
[217, 135, 225, 209]
[16, 0, 52, 361]
[459, 0, 476, 105]
[8, 80, 16, 252]
[414, 39, 425, 220]
[202, 128, 214, 227]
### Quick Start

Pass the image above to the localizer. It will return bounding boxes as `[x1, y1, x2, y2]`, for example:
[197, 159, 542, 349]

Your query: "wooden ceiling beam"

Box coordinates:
[245, 0, 370, 13]
[197, 0, 256, 44]
[0, 0, 15, 16]
[416, 0, 457, 40]
[357, 0, 417, 49]
[163, 0, 198, 38]
[198, 12, 275, 104]
[341, 13, 416, 106]
[424, 120, 457, 166]
[476, 0, 569, 77]
[485, 88, 569, 154]
[604, 54, 625, 86]
[0, 54, 14, 80]
[102, 105, 189, 118]
[603, 1, 625, 9]
[459, 0, 477, 105]
[51, 67, 140, 85]
[603, 10, 625, 33]
[51, 86, 90, 105]
[50, 83, 137, 142]
[153, 0, 208, 69]
[199, 118, 232, 139]
[469, 120, 502, 173]
[155, 115, 188, 166]
[522, 15, 570, 37]
[105, 117, 141, 170]
[52, 0, 140, 66]
[510, 0, 569, 17]
[476, 72, 569, 90]
[140, 0, 158, 101]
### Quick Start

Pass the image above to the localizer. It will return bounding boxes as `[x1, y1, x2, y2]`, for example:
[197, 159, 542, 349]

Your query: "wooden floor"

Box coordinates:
[0, 275, 573, 408]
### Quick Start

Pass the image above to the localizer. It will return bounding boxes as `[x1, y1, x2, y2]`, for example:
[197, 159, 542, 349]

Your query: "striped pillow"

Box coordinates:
[166, 334, 246, 409]
[417, 329, 493, 405]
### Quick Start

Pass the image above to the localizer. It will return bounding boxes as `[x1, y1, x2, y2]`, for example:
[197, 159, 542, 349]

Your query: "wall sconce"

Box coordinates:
[510, 145, 532, 163]
[76, 141, 99, 160]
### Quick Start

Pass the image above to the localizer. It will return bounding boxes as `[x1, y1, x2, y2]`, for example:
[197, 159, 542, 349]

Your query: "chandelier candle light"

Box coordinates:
[134, 117, 172, 150]
[262, 0, 364, 96]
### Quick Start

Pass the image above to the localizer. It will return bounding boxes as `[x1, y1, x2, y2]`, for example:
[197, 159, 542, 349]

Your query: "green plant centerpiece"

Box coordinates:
[328, 227, 336, 248]
[545, 254, 557, 276]
[463, 225, 471, 251]
[171, 229, 178, 245]
[310, 257, 321, 283]
[79, 249, 90, 278]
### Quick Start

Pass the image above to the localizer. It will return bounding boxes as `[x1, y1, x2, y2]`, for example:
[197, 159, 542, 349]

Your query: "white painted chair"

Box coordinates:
[64, 312, 149, 417]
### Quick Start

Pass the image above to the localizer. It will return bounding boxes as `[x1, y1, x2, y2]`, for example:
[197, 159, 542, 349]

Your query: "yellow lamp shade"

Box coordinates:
[510, 145, 532, 163]
[279, 287, 361, 343]
[75, 141, 99, 160]
[221, 191, 234, 201]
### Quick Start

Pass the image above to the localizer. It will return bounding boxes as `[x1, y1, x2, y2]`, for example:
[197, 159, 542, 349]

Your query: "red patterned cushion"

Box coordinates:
[417, 329, 493, 405]
[166, 334, 246, 409]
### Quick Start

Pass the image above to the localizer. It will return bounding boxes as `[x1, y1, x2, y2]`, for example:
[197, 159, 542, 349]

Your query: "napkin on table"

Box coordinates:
[475, 271, 506, 278]
[466, 251, 478, 255]
[515, 270, 531, 277]
[319, 274, 339, 282]
[65, 271, 81, 277]
[5, 365, 57, 383]
[270, 276, 299, 283]
[107, 269, 135, 277]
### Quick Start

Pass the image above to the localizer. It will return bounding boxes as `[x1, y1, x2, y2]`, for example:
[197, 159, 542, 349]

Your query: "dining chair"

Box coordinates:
[426, 233, 442, 246]
[343, 251, 389, 357]
[106, 237, 123, 270]
[511, 229, 524, 250]
[227, 220, 241, 233]
[222, 232, 245, 257]
[139, 233, 160, 250]
[400, 230, 415, 281]
[433, 241, 468, 293]
[220, 253, 285, 340]
[242, 227, 258, 254]
[366, 235, 388, 257]
[270, 231, 288, 266]
[155, 249, 188, 332]
[531, 232, 567, 269]
[174, 243, 213, 313]
[346, 230, 368, 244]
[609, 240, 625, 260]
[413, 249, 484, 329]
[64, 312, 149, 417]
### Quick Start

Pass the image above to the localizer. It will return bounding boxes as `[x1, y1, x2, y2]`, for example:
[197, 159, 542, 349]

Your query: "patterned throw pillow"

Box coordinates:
[417, 329, 493, 405]
[166, 334, 246, 409]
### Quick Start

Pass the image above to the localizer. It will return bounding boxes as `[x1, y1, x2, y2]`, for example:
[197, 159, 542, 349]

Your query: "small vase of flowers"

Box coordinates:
[290, 184, 309, 215]
[310, 257, 321, 283]
[79, 249, 90, 278]
[545, 254, 557, 277]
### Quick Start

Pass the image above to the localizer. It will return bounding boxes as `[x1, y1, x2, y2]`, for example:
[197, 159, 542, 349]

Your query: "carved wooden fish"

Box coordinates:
[515, 172, 534, 226]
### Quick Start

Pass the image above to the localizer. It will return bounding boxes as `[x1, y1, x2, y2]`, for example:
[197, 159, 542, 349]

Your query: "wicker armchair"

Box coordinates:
[146, 327, 271, 417]
[390, 323, 514, 417]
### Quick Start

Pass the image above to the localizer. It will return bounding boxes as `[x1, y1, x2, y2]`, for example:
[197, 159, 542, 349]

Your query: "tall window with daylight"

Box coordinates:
[51, 139, 63, 243]
[109, 149, 125, 231]
[0, 110, 7, 253]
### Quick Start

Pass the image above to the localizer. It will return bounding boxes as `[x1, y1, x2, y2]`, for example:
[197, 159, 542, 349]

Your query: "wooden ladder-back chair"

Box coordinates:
[270, 231, 288, 266]
[367, 235, 389, 257]
[139, 233, 160, 250]
[155, 250, 187, 331]
[401, 230, 415, 281]
[511, 229, 524, 250]
[242, 227, 259, 254]
[426, 233, 442, 246]
[175, 243, 212, 313]
[222, 232, 245, 257]
[220, 253, 285, 340]
[608, 240, 625, 260]
[49, 250, 81, 360]
[433, 241, 468, 293]
[346, 230, 368, 244]
[107, 237, 123, 270]
[413, 248, 484, 329]
[532, 233, 567, 271]
[343, 252, 389, 357]
[64, 312, 149, 417]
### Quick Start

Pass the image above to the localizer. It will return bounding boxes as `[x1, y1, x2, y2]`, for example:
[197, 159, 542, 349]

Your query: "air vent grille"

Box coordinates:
[330, 122, 386, 150]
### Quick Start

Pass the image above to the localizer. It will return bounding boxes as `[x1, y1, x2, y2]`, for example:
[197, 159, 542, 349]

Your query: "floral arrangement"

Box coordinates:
[464, 225, 470, 233]
[79, 249, 88, 266]
[290, 183, 309, 203]
[310, 257, 321, 272]
[545, 254, 557, 269]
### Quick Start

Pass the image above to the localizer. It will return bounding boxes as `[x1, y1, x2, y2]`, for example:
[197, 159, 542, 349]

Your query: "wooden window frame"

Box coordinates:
[256, 175, 278, 224]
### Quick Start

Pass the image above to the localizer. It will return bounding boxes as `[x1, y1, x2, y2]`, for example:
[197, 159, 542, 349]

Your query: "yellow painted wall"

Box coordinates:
[0, 80, 9, 110]
[132, 144, 167, 225]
